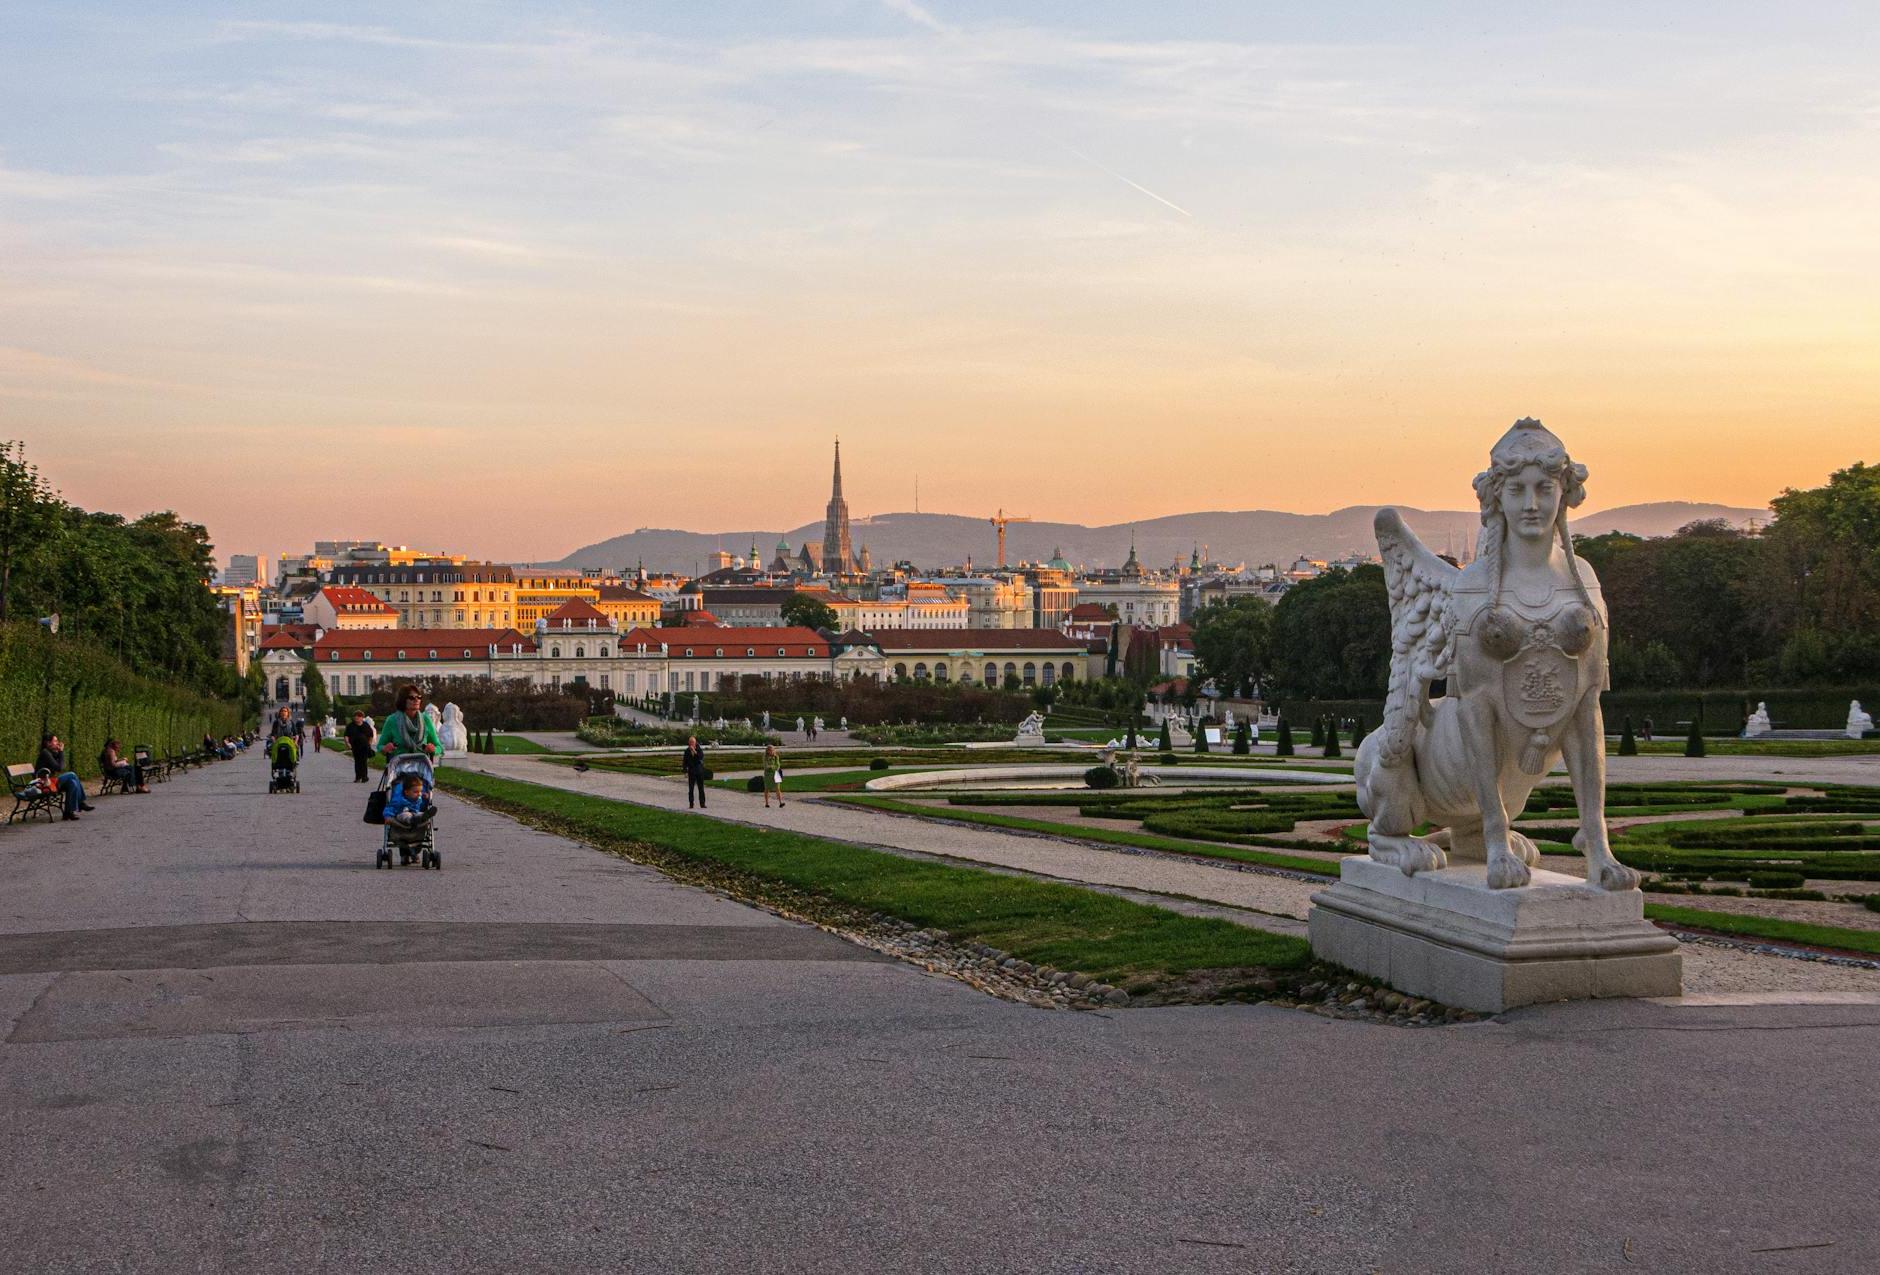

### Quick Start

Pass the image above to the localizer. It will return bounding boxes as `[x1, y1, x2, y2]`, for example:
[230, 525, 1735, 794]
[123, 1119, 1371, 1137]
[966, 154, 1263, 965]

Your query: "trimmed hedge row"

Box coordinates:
[0, 625, 244, 779]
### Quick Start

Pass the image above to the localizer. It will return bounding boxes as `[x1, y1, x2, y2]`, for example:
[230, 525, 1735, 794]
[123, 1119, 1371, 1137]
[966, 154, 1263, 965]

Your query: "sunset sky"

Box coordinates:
[4, 2, 1876, 564]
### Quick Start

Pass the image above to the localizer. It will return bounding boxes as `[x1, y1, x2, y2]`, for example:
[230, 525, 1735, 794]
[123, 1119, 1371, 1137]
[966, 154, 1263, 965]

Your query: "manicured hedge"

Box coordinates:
[0, 625, 244, 778]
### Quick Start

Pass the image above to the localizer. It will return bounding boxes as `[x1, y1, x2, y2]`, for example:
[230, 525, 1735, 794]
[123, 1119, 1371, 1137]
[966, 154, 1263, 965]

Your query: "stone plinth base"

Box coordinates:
[1309, 857, 1682, 1013]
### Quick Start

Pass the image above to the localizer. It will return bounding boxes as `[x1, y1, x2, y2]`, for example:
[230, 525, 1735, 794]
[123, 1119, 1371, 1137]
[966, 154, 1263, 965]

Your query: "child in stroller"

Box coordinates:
[375, 753, 440, 869]
[385, 772, 436, 831]
[269, 735, 300, 794]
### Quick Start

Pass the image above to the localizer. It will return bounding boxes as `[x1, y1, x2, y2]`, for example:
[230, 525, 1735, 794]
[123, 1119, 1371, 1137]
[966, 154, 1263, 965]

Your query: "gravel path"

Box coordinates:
[1678, 939, 1880, 995]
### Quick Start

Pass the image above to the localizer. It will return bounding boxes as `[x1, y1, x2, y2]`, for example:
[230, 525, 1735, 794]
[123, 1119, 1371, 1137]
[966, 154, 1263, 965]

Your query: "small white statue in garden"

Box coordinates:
[1014, 711, 1046, 739]
[840, 716, 848, 730]
[440, 703, 470, 754]
[795, 716, 805, 733]
[761, 711, 770, 731]
[1223, 708, 1235, 729]
[423, 703, 443, 740]
[1743, 702, 1773, 737]
[1849, 700, 1874, 739]
[322, 715, 338, 739]
[813, 716, 824, 734]
[1357, 418, 1636, 892]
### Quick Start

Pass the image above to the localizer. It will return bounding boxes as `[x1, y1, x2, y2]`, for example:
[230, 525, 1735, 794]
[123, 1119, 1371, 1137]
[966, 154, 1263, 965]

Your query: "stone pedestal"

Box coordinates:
[1309, 857, 1681, 1013]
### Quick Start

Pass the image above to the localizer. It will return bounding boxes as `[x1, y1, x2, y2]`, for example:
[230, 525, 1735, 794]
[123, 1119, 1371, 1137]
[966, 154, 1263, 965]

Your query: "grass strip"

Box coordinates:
[829, 794, 1341, 877]
[439, 769, 1309, 980]
[1644, 903, 1880, 957]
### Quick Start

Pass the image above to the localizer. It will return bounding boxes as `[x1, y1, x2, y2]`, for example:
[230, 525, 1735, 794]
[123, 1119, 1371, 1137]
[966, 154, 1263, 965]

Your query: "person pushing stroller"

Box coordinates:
[376, 685, 440, 771]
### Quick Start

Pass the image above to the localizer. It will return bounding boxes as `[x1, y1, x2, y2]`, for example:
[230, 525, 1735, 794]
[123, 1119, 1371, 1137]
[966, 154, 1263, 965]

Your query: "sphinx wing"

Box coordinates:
[1373, 509, 1461, 767]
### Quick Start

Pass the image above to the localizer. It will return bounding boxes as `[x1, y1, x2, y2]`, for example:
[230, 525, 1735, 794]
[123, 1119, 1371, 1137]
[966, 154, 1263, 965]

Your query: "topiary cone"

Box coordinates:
[1275, 715, 1294, 756]
[1618, 715, 1637, 756]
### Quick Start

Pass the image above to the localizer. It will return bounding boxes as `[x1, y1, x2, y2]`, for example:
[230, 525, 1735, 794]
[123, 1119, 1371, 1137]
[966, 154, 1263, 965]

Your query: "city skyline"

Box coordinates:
[6, 2, 1877, 560]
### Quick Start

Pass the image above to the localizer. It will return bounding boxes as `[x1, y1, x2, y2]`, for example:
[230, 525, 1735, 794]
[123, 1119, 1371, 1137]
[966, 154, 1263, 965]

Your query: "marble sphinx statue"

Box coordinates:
[439, 703, 469, 753]
[1355, 418, 1638, 892]
[1849, 700, 1875, 739]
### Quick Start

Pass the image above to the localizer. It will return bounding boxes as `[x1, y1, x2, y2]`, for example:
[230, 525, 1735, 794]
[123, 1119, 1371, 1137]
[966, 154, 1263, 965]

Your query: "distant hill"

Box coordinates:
[555, 501, 1766, 575]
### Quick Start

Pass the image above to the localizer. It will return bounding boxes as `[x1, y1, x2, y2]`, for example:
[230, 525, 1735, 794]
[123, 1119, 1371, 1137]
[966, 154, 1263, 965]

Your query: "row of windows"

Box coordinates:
[889, 660, 1072, 686]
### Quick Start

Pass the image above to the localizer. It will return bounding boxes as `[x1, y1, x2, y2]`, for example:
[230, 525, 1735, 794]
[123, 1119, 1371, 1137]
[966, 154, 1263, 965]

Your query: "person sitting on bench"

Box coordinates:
[34, 733, 92, 821]
[99, 738, 150, 794]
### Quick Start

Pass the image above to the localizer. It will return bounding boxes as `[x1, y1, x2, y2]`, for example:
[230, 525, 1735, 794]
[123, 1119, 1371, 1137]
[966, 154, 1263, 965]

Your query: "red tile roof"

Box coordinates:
[319, 585, 396, 612]
[1067, 603, 1113, 620]
[308, 628, 535, 662]
[665, 626, 828, 658]
[541, 598, 612, 627]
[596, 584, 660, 603]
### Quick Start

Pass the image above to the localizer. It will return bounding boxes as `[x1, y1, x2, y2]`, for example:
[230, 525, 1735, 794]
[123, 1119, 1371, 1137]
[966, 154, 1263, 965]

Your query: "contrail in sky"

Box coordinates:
[1053, 138, 1193, 218]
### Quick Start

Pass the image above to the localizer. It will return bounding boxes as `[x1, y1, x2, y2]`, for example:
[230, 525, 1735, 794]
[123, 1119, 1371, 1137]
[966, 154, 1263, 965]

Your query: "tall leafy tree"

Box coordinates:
[1190, 596, 1273, 698]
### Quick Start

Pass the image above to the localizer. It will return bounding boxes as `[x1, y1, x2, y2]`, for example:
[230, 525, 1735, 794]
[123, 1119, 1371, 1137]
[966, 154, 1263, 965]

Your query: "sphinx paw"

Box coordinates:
[1486, 854, 1532, 890]
[1507, 831, 1543, 867]
[1592, 859, 1641, 892]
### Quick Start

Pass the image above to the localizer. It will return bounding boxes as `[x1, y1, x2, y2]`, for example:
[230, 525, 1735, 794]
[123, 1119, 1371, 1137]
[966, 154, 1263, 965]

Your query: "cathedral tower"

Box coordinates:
[821, 439, 854, 575]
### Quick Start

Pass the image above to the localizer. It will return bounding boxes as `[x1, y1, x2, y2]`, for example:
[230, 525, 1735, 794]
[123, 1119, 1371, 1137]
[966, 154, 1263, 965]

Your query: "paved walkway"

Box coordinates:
[4, 749, 1879, 1272]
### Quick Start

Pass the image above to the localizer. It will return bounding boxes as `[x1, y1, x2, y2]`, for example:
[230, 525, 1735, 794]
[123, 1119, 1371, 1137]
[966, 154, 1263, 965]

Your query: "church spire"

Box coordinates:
[831, 437, 844, 502]
[821, 437, 854, 575]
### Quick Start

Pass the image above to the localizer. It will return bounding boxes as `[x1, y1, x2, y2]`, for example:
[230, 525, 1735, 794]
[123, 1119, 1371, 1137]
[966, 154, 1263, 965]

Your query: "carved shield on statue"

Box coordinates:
[1506, 644, 1579, 731]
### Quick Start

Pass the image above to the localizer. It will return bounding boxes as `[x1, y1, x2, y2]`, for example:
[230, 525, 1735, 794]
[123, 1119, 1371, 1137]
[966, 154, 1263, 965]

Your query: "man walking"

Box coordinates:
[681, 735, 708, 809]
[345, 710, 375, 783]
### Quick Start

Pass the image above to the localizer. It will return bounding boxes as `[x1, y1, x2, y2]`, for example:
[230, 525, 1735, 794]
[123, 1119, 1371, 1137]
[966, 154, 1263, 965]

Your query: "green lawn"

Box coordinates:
[1622, 738, 1880, 757]
[486, 734, 550, 755]
[439, 770, 1310, 982]
[1645, 903, 1880, 956]
[829, 794, 1342, 877]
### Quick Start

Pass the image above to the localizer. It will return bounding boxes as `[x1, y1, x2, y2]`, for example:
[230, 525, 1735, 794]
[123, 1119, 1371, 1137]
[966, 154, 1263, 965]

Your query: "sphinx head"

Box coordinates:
[1473, 418, 1587, 543]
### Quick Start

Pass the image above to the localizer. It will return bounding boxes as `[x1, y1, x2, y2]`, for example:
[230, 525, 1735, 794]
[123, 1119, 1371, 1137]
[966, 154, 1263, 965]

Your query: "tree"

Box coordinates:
[1190, 596, 1273, 698]
[1309, 717, 1324, 748]
[1274, 715, 1294, 756]
[1232, 721, 1251, 754]
[1265, 566, 1391, 700]
[1322, 718, 1342, 759]
[1157, 719, 1172, 753]
[1194, 721, 1209, 753]
[302, 659, 332, 721]
[780, 594, 839, 632]
[0, 441, 58, 624]
[1684, 713, 1706, 758]
[1618, 715, 1637, 756]
[1350, 716, 1367, 748]
[1125, 720, 1138, 749]
[1104, 623, 1119, 679]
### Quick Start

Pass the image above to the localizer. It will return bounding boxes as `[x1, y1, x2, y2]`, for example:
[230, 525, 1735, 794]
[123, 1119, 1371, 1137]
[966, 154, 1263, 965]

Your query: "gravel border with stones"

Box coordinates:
[1665, 928, 1880, 970]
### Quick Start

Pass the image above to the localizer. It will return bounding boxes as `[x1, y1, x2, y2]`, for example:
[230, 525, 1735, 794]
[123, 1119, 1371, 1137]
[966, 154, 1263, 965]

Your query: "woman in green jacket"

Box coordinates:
[377, 684, 441, 761]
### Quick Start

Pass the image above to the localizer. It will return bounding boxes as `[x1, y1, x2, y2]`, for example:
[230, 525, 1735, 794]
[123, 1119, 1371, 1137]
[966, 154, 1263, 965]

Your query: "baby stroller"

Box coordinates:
[268, 736, 300, 794]
[372, 753, 440, 870]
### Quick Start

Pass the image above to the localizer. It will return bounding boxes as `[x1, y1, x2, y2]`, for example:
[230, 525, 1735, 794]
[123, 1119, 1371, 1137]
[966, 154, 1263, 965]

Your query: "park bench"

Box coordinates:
[134, 745, 166, 783]
[97, 764, 133, 796]
[6, 764, 59, 824]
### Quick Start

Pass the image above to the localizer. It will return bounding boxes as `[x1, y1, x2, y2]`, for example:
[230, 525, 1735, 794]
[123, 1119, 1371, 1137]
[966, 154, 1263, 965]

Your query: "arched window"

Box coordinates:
[1060, 661, 1074, 683]
[985, 662, 997, 684]
[599, 646, 609, 658]
[777, 647, 787, 657]
[1003, 662, 1017, 682]
[364, 651, 374, 661]
[329, 649, 339, 659]
[397, 651, 408, 661]
[934, 662, 949, 683]
[1022, 662, 1036, 686]
[551, 645, 561, 658]
[575, 645, 586, 659]
[894, 663, 908, 680]
[684, 648, 694, 657]
[715, 648, 724, 657]
[1040, 663, 1054, 686]
[913, 662, 928, 680]
[428, 650, 438, 660]
[959, 667, 975, 684]
[463, 649, 472, 658]
[746, 647, 755, 657]
[274, 676, 289, 699]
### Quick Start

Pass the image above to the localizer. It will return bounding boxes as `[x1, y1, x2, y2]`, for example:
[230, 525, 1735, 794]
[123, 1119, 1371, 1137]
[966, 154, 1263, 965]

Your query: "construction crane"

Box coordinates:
[989, 508, 1032, 569]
